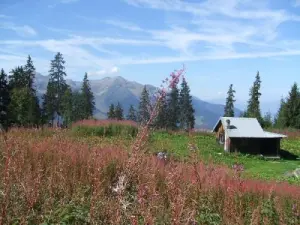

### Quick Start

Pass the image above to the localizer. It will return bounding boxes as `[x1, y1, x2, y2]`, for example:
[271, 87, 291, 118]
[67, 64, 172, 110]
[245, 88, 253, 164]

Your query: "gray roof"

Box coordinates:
[212, 117, 287, 138]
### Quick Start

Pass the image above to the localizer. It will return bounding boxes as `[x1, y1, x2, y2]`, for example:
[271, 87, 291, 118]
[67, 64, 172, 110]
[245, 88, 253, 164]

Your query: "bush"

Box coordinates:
[72, 119, 138, 138]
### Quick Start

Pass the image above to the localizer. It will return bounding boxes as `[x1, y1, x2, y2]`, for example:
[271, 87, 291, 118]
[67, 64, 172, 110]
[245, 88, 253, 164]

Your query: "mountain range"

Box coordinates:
[34, 73, 242, 129]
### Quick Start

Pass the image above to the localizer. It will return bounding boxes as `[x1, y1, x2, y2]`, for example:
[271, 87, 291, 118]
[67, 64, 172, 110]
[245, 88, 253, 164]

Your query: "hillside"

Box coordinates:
[34, 73, 241, 129]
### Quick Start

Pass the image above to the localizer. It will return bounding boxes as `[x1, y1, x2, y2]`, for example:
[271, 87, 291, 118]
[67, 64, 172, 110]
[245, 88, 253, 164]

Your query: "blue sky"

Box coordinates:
[1, 0, 300, 112]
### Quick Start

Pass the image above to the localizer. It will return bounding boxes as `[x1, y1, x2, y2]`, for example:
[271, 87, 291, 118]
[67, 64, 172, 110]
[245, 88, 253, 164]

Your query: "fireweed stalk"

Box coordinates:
[112, 67, 185, 217]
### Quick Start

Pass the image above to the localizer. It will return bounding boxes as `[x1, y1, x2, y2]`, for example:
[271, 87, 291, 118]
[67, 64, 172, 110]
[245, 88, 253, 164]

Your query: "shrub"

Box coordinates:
[72, 119, 138, 138]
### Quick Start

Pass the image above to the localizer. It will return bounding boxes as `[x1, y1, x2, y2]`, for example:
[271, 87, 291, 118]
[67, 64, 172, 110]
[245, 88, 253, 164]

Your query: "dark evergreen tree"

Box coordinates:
[283, 83, 300, 128]
[0, 69, 10, 130]
[24, 55, 36, 91]
[138, 86, 150, 124]
[179, 78, 195, 129]
[61, 86, 73, 126]
[43, 52, 67, 125]
[263, 112, 273, 128]
[274, 98, 287, 128]
[24, 55, 41, 126]
[115, 102, 124, 120]
[126, 105, 137, 121]
[155, 92, 168, 129]
[167, 84, 180, 130]
[224, 84, 236, 117]
[245, 71, 262, 123]
[81, 73, 95, 119]
[72, 91, 85, 122]
[8, 66, 27, 89]
[107, 104, 116, 119]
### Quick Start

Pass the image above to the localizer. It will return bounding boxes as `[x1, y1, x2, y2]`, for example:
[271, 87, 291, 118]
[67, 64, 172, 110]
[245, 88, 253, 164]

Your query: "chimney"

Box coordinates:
[226, 119, 231, 129]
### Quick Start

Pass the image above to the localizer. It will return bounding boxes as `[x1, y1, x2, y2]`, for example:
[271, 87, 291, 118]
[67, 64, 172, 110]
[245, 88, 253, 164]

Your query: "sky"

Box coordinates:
[1, 0, 300, 112]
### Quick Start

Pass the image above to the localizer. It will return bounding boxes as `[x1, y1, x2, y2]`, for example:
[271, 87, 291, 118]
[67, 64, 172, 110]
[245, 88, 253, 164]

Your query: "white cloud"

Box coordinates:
[60, 0, 80, 3]
[0, 14, 11, 19]
[88, 66, 120, 76]
[0, 22, 37, 37]
[103, 20, 143, 32]
[293, 0, 300, 7]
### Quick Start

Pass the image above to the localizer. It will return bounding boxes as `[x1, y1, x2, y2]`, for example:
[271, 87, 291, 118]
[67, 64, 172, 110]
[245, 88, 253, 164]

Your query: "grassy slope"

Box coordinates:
[71, 129, 300, 184]
[147, 132, 300, 184]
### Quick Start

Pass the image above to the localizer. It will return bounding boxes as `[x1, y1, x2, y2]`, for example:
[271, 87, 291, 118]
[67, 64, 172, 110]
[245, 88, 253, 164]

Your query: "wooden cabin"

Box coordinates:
[212, 117, 287, 156]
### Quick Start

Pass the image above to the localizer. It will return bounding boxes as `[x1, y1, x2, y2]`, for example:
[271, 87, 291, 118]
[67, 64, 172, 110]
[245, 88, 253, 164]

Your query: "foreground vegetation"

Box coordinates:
[0, 122, 299, 224]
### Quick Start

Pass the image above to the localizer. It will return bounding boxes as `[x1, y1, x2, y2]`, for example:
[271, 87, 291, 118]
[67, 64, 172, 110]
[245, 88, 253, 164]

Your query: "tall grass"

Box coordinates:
[0, 129, 299, 224]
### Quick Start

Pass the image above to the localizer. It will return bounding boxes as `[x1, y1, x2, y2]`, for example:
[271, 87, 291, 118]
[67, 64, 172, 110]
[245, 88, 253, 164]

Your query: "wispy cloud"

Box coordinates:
[0, 14, 11, 19]
[103, 20, 143, 32]
[293, 0, 300, 7]
[60, 0, 80, 3]
[0, 22, 37, 37]
[88, 66, 120, 77]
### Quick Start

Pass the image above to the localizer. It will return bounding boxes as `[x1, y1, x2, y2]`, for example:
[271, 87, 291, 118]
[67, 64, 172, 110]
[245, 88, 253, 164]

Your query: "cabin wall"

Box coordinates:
[230, 138, 280, 155]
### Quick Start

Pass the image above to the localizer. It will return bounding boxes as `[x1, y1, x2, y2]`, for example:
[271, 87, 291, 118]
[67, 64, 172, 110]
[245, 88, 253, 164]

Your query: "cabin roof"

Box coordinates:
[212, 117, 287, 138]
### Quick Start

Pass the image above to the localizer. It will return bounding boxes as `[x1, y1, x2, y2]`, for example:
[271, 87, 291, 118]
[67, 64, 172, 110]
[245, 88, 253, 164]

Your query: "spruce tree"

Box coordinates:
[263, 112, 273, 128]
[107, 104, 116, 119]
[61, 86, 73, 126]
[9, 66, 27, 89]
[81, 73, 95, 119]
[179, 78, 195, 129]
[224, 84, 236, 117]
[24, 55, 41, 126]
[0, 69, 10, 130]
[274, 98, 287, 128]
[283, 83, 300, 128]
[72, 91, 85, 122]
[43, 52, 67, 125]
[246, 71, 262, 123]
[126, 105, 137, 121]
[167, 84, 180, 130]
[155, 92, 168, 129]
[138, 86, 150, 124]
[24, 55, 36, 91]
[115, 102, 124, 120]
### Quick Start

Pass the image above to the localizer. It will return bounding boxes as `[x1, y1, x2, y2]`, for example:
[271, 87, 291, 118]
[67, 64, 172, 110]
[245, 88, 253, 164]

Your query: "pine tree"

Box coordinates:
[115, 102, 124, 120]
[263, 112, 273, 128]
[72, 91, 85, 122]
[9, 66, 27, 89]
[24, 55, 36, 91]
[224, 84, 236, 117]
[167, 84, 180, 130]
[138, 86, 150, 124]
[179, 78, 195, 129]
[81, 73, 95, 119]
[23, 55, 41, 126]
[274, 98, 287, 128]
[283, 83, 300, 128]
[107, 104, 116, 119]
[246, 71, 262, 123]
[126, 105, 137, 121]
[43, 52, 67, 125]
[155, 92, 168, 129]
[61, 86, 73, 127]
[0, 69, 10, 130]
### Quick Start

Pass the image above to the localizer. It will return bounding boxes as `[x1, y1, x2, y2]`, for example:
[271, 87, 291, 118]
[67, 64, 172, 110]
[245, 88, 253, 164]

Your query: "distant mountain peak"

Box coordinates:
[34, 73, 241, 129]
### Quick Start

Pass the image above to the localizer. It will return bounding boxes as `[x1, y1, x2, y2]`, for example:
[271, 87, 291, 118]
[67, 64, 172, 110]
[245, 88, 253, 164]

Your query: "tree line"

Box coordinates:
[107, 77, 196, 130]
[223, 71, 300, 129]
[0, 53, 95, 130]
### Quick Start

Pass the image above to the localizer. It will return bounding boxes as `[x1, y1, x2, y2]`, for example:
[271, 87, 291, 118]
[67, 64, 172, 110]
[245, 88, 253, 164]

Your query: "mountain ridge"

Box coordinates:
[34, 73, 242, 129]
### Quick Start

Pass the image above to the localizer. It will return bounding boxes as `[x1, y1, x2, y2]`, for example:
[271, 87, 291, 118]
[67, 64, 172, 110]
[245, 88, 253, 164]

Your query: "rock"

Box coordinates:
[157, 152, 167, 160]
[293, 168, 300, 178]
[284, 168, 300, 179]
